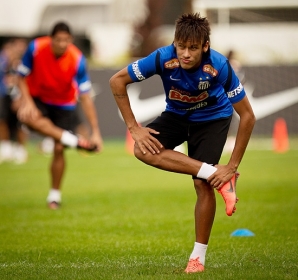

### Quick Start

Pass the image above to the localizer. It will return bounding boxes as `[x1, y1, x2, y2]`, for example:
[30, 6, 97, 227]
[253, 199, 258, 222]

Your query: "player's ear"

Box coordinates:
[203, 41, 209, 53]
[173, 41, 176, 48]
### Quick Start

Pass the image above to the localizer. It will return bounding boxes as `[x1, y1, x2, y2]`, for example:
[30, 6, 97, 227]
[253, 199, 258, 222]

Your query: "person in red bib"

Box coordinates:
[17, 22, 103, 209]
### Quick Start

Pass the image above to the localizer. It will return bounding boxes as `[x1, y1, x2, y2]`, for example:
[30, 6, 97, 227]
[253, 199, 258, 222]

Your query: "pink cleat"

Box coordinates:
[217, 172, 240, 216]
[184, 257, 204, 273]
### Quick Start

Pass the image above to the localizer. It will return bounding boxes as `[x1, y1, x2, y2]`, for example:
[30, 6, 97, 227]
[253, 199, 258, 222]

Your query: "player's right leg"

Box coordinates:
[217, 172, 239, 216]
[134, 112, 217, 179]
[47, 140, 64, 209]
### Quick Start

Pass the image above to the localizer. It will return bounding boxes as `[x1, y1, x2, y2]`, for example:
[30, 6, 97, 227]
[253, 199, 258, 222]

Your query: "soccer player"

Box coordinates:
[110, 13, 255, 273]
[17, 22, 103, 209]
[0, 38, 28, 164]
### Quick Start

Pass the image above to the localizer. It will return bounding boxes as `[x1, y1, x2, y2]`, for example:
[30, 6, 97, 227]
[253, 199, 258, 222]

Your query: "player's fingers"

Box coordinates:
[145, 143, 157, 154]
[146, 139, 161, 154]
[137, 140, 157, 155]
[147, 127, 159, 134]
[137, 143, 147, 155]
[148, 135, 163, 150]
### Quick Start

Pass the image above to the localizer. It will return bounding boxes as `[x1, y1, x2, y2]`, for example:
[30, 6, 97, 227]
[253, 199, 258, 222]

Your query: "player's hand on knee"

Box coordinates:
[17, 101, 40, 123]
[131, 126, 162, 155]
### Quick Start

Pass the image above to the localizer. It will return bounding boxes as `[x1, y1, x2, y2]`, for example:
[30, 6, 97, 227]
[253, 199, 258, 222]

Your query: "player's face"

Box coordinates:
[174, 40, 209, 70]
[51, 31, 72, 57]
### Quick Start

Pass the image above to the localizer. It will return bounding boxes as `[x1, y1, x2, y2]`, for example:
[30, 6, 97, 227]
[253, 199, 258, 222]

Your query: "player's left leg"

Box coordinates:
[185, 179, 215, 273]
[22, 98, 97, 152]
[185, 116, 232, 273]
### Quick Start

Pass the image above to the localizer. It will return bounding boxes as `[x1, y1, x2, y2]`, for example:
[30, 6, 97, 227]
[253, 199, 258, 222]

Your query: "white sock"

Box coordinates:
[0, 140, 14, 161]
[47, 189, 61, 203]
[60, 131, 78, 148]
[197, 163, 217, 179]
[189, 242, 208, 265]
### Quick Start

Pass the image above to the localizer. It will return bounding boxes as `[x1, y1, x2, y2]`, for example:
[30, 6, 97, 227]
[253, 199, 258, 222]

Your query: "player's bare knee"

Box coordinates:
[134, 144, 161, 167]
[193, 179, 213, 193]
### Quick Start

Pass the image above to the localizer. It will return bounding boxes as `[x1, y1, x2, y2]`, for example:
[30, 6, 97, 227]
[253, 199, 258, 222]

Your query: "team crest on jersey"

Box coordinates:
[164, 59, 180, 69]
[198, 81, 210, 90]
[202, 64, 218, 77]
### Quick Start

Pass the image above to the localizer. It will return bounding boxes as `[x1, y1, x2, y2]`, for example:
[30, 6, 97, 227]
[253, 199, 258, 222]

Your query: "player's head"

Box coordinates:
[174, 13, 210, 70]
[50, 22, 72, 57]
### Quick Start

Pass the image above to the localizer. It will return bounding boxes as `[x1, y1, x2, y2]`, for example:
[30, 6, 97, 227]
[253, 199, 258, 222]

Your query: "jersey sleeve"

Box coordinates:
[76, 55, 92, 95]
[127, 50, 159, 82]
[217, 60, 246, 104]
[17, 41, 35, 77]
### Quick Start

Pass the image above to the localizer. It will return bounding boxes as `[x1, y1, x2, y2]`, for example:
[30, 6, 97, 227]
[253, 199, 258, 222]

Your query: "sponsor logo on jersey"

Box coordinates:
[170, 75, 181, 81]
[188, 102, 208, 110]
[227, 83, 243, 98]
[198, 81, 210, 90]
[202, 64, 218, 77]
[169, 89, 209, 103]
[132, 61, 145, 81]
[164, 59, 180, 69]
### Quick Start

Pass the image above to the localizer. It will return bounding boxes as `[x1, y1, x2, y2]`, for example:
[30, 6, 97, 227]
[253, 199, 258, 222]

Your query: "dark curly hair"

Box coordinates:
[50, 22, 72, 37]
[174, 13, 210, 46]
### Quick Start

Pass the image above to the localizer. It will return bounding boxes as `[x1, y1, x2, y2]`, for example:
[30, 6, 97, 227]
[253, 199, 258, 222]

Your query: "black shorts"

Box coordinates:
[33, 98, 78, 132]
[0, 95, 20, 138]
[147, 111, 232, 165]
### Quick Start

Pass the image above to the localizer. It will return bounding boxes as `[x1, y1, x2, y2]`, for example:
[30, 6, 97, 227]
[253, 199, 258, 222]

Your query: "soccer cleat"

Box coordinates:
[217, 172, 240, 216]
[184, 257, 204, 273]
[77, 138, 97, 152]
[48, 201, 60, 210]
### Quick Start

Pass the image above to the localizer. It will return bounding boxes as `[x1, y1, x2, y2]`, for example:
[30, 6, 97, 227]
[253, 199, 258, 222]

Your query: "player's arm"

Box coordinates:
[79, 92, 103, 152]
[228, 96, 255, 170]
[16, 41, 40, 122]
[208, 96, 255, 187]
[208, 60, 255, 187]
[76, 60, 103, 151]
[109, 67, 162, 155]
[16, 73, 40, 122]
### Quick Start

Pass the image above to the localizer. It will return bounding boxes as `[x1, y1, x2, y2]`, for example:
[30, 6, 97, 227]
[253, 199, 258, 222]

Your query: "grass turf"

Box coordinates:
[0, 140, 297, 279]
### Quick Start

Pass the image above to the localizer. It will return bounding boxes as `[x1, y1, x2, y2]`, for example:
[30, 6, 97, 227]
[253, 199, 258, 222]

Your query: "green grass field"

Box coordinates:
[1, 140, 298, 279]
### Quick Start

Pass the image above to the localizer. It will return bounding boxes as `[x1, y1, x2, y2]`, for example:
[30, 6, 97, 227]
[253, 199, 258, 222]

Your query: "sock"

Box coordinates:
[60, 131, 78, 148]
[189, 242, 208, 265]
[47, 189, 61, 203]
[0, 140, 14, 161]
[197, 163, 217, 179]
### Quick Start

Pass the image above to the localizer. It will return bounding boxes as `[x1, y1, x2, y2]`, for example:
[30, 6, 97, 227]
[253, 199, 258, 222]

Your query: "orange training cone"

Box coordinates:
[273, 118, 289, 153]
[125, 129, 135, 155]
[125, 123, 141, 155]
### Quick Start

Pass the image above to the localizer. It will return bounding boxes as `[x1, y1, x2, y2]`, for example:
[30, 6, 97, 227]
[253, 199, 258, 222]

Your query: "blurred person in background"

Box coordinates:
[16, 21, 103, 209]
[110, 13, 255, 273]
[0, 38, 28, 164]
[224, 49, 246, 153]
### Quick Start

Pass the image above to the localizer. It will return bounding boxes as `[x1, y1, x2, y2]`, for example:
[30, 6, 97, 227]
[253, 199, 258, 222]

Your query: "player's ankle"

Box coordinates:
[60, 131, 78, 147]
[197, 163, 217, 179]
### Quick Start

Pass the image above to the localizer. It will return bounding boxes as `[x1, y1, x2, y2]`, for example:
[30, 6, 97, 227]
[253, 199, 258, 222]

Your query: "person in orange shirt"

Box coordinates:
[17, 22, 103, 209]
